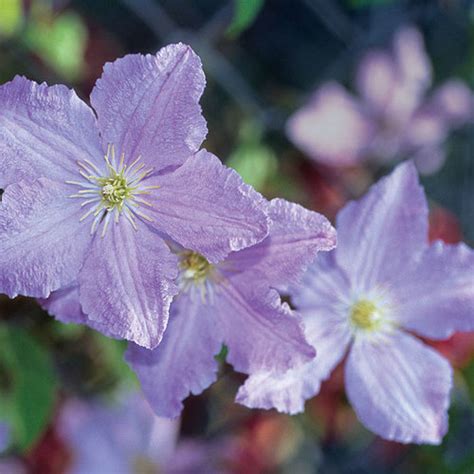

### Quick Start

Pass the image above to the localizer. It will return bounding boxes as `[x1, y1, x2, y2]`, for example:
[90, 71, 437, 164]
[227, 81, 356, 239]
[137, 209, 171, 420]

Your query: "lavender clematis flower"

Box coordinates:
[0, 43, 269, 349]
[60, 392, 229, 474]
[287, 26, 473, 173]
[237, 162, 474, 445]
[123, 198, 336, 418]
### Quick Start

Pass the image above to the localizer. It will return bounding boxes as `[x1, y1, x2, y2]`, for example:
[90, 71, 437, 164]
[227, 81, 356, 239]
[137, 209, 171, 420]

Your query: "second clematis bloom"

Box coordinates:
[237, 162, 474, 444]
[0, 44, 269, 349]
[125, 198, 336, 417]
[287, 26, 473, 173]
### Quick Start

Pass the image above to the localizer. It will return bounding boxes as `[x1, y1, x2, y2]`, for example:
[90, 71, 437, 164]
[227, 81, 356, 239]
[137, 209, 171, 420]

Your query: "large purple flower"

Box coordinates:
[0, 44, 269, 348]
[287, 26, 473, 173]
[237, 162, 474, 444]
[123, 198, 336, 417]
[59, 392, 230, 473]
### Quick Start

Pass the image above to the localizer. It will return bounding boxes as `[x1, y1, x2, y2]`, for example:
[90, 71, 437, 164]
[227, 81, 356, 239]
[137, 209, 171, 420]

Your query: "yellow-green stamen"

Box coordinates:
[66, 144, 159, 237]
[350, 299, 380, 330]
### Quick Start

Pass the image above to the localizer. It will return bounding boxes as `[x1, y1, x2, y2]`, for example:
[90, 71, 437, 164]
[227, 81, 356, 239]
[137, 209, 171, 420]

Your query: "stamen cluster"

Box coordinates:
[67, 145, 159, 236]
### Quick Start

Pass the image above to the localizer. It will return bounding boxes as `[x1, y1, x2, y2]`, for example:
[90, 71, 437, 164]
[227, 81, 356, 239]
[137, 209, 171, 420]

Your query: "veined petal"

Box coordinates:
[90, 43, 207, 171]
[0, 76, 102, 188]
[39, 285, 88, 325]
[392, 241, 474, 339]
[39, 285, 116, 338]
[146, 150, 269, 263]
[335, 161, 428, 293]
[218, 286, 315, 374]
[345, 330, 452, 444]
[126, 293, 222, 418]
[236, 313, 351, 414]
[78, 222, 179, 349]
[286, 82, 374, 166]
[225, 198, 336, 291]
[0, 178, 90, 298]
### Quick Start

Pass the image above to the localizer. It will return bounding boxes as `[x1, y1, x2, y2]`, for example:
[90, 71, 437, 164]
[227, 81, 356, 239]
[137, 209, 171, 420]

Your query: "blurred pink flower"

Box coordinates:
[287, 26, 473, 174]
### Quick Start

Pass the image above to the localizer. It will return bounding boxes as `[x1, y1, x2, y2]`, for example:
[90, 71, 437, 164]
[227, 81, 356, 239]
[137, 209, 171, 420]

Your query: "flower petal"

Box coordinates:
[356, 51, 398, 112]
[431, 79, 474, 124]
[39, 285, 88, 325]
[0, 76, 102, 188]
[392, 241, 474, 339]
[146, 150, 269, 263]
[286, 82, 374, 166]
[225, 198, 336, 291]
[236, 312, 351, 414]
[0, 178, 90, 298]
[335, 161, 428, 293]
[394, 27, 432, 92]
[126, 293, 222, 418]
[90, 44, 207, 171]
[218, 286, 315, 374]
[345, 330, 452, 444]
[78, 222, 179, 349]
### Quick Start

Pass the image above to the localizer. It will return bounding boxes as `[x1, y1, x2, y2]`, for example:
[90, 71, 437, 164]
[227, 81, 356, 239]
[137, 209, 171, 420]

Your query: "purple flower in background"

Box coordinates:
[0, 43, 269, 349]
[0, 422, 9, 453]
[60, 392, 229, 473]
[287, 26, 473, 174]
[122, 198, 336, 417]
[237, 162, 474, 444]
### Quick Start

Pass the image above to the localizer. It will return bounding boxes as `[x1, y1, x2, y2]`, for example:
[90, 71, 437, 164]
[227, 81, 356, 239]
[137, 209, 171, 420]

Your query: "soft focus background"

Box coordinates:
[0, 0, 473, 472]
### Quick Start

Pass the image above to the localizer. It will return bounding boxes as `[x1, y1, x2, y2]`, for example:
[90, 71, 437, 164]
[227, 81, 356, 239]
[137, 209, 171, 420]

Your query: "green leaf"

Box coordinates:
[227, 120, 277, 191]
[0, 325, 57, 451]
[0, 0, 23, 37]
[24, 8, 87, 81]
[227, 0, 265, 38]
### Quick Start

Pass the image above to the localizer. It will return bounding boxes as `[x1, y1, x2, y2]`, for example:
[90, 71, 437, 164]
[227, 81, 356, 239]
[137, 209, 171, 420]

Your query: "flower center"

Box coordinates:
[178, 251, 216, 302]
[133, 455, 156, 474]
[67, 144, 159, 237]
[350, 299, 381, 330]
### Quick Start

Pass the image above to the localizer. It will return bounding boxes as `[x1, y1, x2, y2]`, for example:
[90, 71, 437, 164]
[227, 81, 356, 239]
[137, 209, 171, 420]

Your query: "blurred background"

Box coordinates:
[0, 0, 473, 472]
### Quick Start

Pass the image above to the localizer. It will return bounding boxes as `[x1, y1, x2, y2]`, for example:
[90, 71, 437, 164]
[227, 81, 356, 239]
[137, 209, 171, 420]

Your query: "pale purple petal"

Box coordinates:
[394, 26, 432, 92]
[225, 198, 336, 291]
[0, 76, 102, 188]
[412, 146, 446, 175]
[90, 44, 207, 171]
[78, 222, 179, 349]
[237, 252, 354, 414]
[0, 178, 90, 298]
[236, 310, 351, 414]
[146, 150, 269, 263]
[404, 108, 447, 149]
[431, 79, 474, 124]
[59, 393, 179, 473]
[218, 287, 315, 374]
[125, 293, 222, 418]
[286, 82, 374, 165]
[345, 330, 452, 444]
[356, 51, 398, 112]
[39, 285, 88, 325]
[391, 241, 474, 339]
[335, 161, 428, 293]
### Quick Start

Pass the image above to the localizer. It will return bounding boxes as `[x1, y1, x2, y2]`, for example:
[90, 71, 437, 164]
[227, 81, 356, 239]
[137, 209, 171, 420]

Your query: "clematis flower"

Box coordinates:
[59, 392, 230, 473]
[237, 162, 474, 444]
[122, 198, 336, 417]
[0, 43, 269, 349]
[287, 27, 473, 174]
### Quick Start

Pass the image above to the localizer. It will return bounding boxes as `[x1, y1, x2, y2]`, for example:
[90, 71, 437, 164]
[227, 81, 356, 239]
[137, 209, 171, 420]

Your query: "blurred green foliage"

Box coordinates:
[227, 0, 265, 37]
[24, 1, 87, 81]
[0, 0, 23, 37]
[0, 325, 57, 452]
